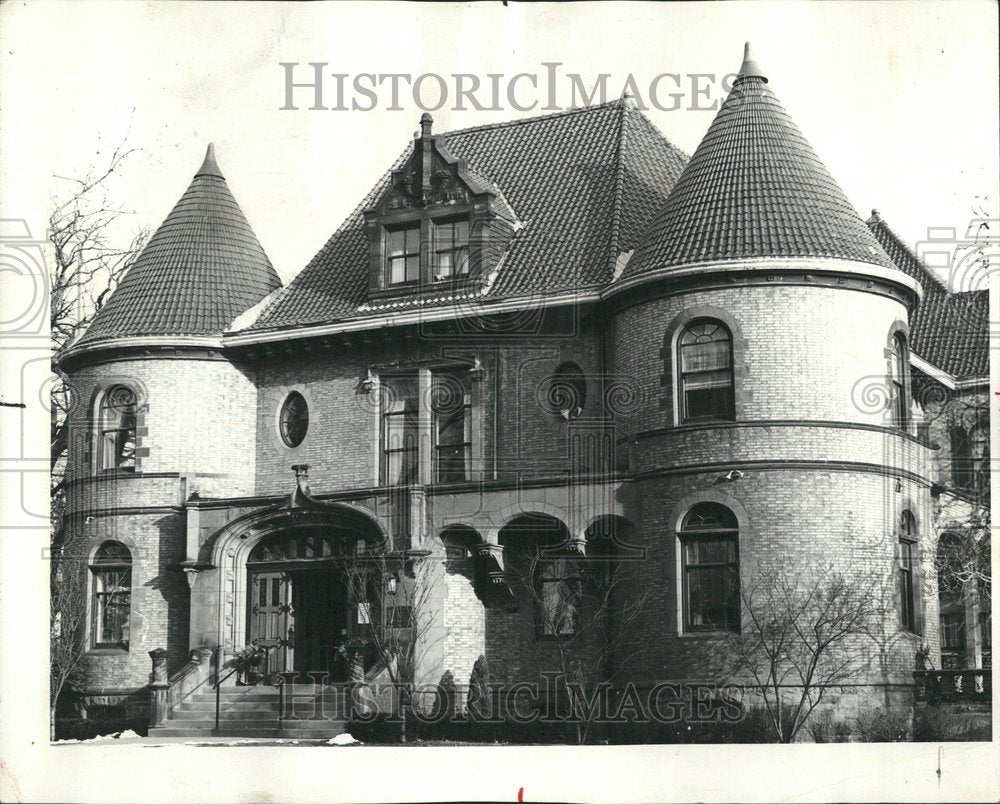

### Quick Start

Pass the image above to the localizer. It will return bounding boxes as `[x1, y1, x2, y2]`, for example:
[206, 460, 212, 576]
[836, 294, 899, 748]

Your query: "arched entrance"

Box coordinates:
[204, 498, 387, 682]
[246, 532, 366, 679]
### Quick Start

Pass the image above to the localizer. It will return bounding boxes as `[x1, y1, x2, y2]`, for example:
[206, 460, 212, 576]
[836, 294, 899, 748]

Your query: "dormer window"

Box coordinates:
[386, 224, 421, 286]
[364, 114, 519, 299]
[433, 219, 470, 281]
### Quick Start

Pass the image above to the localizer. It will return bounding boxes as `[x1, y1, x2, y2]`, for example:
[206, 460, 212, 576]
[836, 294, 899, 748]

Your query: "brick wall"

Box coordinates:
[252, 315, 605, 496]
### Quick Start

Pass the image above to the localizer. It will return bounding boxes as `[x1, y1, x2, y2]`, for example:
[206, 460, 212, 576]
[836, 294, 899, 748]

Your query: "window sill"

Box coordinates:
[677, 629, 738, 639]
[88, 646, 129, 656]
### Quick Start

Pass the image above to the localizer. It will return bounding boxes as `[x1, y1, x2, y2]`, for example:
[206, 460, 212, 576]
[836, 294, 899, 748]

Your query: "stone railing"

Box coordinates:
[148, 647, 217, 728]
[913, 668, 992, 705]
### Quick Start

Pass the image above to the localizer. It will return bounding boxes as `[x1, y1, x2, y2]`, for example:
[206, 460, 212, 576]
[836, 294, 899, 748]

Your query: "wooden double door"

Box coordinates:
[248, 566, 352, 680]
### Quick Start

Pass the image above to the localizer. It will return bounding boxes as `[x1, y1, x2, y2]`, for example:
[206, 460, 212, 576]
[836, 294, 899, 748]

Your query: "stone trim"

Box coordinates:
[629, 418, 931, 446]
[635, 459, 932, 486]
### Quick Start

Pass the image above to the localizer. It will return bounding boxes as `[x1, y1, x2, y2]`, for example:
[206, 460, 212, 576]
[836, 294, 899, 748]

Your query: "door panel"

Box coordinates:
[249, 571, 293, 671]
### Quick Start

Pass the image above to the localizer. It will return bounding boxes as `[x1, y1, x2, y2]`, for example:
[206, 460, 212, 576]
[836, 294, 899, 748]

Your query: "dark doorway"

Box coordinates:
[289, 567, 350, 679]
[248, 565, 352, 681]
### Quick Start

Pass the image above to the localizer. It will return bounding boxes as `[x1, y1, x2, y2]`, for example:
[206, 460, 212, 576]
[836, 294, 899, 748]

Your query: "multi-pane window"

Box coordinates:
[679, 503, 740, 632]
[381, 375, 419, 486]
[432, 371, 472, 483]
[90, 541, 132, 648]
[433, 219, 470, 280]
[941, 612, 965, 651]
[969, 423, 990, 495]
[950, 419, 989, 494]
[889, 333, 908, 428]
[98, 385, 137, 472]
[898, 510, 917, 632]
[385, 225, 420, 285]
[679, 320, 734, 422]
[536, 557, 581, 638]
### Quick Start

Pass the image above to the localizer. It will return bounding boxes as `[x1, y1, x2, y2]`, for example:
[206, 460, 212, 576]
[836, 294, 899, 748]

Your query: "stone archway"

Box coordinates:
[200, 502, 386, 667]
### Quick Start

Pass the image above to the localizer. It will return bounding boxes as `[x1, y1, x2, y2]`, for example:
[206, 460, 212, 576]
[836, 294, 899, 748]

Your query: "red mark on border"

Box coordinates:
[517, 787, 524, 802]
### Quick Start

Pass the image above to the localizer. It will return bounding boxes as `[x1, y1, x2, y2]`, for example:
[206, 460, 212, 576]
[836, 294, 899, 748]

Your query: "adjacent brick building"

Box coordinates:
[57, 46, 990, 734]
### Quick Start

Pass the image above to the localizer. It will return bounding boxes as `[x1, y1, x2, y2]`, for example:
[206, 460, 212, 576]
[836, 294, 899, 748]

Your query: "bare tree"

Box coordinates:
[49, 138, 147, 543]
[507, 545, 651, 744]
[50, 555, 89, 740]
[343, 550, 437, 743]
[726, 566, 881, 743]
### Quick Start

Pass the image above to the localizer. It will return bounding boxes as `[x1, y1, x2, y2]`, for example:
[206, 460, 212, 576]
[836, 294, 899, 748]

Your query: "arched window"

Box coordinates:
[98, 386, 137, 472]
[678, 320, 734, 422]
[90, 541, 132, 649]
[889, 333, 908, 428]
[540, 362, 586, 420]
[678, 503, 740, 632]
[898, 510, 918, 633]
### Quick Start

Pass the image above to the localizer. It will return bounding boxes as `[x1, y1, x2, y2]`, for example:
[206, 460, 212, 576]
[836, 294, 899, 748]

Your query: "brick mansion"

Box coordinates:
[56, 45, 990, 738]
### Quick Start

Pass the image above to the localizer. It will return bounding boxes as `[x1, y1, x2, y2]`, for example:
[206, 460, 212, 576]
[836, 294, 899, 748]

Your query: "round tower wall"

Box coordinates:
[610, 282, 913, 439]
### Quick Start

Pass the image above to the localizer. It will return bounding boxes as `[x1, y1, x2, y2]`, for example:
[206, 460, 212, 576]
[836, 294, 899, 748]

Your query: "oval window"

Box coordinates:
[540, 362, 586, 420]
[279, 392, 309, 447]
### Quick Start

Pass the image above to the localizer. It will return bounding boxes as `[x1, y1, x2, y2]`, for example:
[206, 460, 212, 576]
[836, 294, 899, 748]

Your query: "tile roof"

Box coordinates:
[622, 47, 895, 280]
[78, 145, 281, 344]
[867, 212, 988, 379]
[241, 99, 687, 332]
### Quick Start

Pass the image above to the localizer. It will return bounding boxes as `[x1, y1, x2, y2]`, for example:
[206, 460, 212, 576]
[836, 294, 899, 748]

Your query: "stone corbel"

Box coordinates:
[178, 560, 213, 589]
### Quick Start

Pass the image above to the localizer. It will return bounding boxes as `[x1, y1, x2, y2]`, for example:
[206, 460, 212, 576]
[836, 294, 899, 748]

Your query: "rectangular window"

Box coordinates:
[941, 612, 965, 650]
[432, 219, 470, 280]
[537, 558, 581, 638]
[381, 375, 419, 486]
[682, 534, 739, 632]
[387, 605, 412, 629]
[92, 567, 131, 647]
[385, 225, 420, 285]
[432, 371, 472, 483]
[898, 538, 916, 632]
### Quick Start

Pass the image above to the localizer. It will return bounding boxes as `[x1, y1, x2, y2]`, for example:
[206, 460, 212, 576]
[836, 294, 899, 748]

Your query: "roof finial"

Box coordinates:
[420, 112, 433, 138]
[195, 143, 224, 179]
[738, 42, 767, 83]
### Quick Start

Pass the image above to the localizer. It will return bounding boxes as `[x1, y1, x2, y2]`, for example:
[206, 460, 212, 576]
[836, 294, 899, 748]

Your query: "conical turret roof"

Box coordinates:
[622, 44, 893, 280]
[78, 144, 281, 344]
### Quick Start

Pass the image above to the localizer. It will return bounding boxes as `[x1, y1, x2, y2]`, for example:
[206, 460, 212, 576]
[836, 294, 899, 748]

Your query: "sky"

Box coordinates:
[1, 1, 998, 290]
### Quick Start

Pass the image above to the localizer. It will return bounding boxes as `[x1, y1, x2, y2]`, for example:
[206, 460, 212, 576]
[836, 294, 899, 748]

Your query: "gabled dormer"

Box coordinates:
[363, 113, 518, 299]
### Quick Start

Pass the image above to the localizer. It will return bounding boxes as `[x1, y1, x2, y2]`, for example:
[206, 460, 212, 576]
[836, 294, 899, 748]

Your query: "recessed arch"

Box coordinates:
[202, 502, 388, 652]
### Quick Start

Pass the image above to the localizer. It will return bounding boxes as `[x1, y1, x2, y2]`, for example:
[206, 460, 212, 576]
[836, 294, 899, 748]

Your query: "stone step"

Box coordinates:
[172, 707, 350, 721]
[157, 719, 281, 730]
[151, 727, 280, 739]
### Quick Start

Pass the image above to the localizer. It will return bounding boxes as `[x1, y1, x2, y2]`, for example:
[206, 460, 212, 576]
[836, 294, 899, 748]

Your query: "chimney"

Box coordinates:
[420, 113, 434, 197]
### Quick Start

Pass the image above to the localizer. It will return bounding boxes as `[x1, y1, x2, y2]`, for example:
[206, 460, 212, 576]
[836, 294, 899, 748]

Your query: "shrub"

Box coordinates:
[853, 708, 911, 742]
[347, 712, 572, 744]
[54, 717, 149, 741]
[913, 707, 992, 742]
[809, 710, 852, 743]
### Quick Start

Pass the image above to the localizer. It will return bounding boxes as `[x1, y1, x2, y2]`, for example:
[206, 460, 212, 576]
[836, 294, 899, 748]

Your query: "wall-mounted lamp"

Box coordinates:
[360, 369, 376, 393]
[469, 357, 484, 383]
